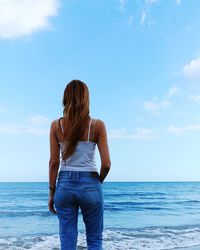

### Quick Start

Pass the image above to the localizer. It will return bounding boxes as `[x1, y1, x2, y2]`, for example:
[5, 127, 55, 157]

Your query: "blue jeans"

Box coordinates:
[54, 171, 104, 250]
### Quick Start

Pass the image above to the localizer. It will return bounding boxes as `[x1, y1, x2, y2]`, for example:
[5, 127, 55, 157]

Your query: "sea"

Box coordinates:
[0, 182, 200, 250]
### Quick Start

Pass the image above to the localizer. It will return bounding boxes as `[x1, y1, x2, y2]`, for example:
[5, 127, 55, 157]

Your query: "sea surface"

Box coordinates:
[0, 182, 200, 250]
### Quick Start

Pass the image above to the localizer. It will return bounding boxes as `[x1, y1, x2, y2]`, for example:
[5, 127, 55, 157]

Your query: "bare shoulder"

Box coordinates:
[95, 119, 106, 130]
[93, 119, 107, 141]
[50, 118, 59, 131]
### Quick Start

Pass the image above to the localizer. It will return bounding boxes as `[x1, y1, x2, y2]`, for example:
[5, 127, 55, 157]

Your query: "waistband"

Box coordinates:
[58, 170, 99, 179]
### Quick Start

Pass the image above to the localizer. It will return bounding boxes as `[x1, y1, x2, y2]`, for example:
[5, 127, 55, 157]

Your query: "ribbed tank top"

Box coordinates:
[58, 118, 98, 173]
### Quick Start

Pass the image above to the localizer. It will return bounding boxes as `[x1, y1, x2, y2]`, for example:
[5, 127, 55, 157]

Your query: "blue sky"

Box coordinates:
[0, 0, 200, 181]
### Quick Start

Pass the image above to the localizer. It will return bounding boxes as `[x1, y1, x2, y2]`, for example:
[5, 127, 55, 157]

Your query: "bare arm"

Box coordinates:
[97, 119, 111, 183]
[49, 121, 60, 199]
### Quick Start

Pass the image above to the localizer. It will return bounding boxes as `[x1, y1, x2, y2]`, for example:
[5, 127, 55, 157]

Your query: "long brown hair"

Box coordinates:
[61, 79, 90, 160]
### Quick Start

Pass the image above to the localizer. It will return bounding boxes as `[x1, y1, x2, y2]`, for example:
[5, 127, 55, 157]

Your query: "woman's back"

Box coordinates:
[58, 117, 98, 172]
[50, 116, 111, 175]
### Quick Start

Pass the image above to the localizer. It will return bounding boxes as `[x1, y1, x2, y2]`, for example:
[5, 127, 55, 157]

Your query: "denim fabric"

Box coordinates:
[54, 171, 104, 250]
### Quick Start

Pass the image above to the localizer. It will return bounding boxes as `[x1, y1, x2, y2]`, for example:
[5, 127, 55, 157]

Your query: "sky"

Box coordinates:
[0, 0, 200, 182]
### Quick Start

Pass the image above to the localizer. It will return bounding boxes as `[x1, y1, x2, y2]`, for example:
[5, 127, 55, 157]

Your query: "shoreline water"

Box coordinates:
[1, 232, 200, 250]
[175, 247, 200, 250]
[1, 182, 200, 249]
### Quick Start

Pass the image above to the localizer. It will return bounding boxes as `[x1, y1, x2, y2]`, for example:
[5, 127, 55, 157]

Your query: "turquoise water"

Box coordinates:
[1, 182, 200, 249]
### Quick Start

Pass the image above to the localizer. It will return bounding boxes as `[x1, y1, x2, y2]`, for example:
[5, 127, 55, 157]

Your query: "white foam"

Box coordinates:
[1, 226, 200, 250]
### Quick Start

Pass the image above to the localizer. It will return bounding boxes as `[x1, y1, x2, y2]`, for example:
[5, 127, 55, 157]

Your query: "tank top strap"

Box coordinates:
[60, 118, 64, 133]
[87, 118, 93, 141]
[92, 119, 97, 141]
[54, 117, 64, 142]
[53, 118, 61, 142]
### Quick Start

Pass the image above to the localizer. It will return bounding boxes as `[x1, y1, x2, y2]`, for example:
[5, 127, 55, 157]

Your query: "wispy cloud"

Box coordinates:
[128, 15, 133, 26]
[166, 85, 182, 97]
[119, 0, 126, 12]
[0, 115, 49, 136]
[167, 124, 200, 135]
[26, 115, 49, 125]
[0, 124, 48, 136]
[188, 94, 200, 103]
[108, 128, 157, 140]
[176, 0, 181, 5]
[141, 11, 147, 26]
[183, 57, 200, 80]
[144, 99, 171, 114]
[0, 0, 60, 39]
[145, 0, 158, 4]
[140, 0, 158, 26]
[131, 128, 158, 139]
[144, 85, 182, 114]
[108, 128, 128, 139]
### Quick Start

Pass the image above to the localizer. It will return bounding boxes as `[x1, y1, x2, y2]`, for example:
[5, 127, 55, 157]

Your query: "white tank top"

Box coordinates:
[58, 118, 98, 173]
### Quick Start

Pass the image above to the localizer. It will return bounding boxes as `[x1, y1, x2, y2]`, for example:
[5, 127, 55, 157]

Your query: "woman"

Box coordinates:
[48, 79, 111, 250]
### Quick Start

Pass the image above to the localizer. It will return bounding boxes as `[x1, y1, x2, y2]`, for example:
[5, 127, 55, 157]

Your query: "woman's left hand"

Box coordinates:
[48, 197, 57, 214]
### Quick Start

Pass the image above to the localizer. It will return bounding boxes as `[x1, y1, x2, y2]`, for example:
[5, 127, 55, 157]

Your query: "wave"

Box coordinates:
[1, 225, 200, 250]
[0, 211, 51, 218]
[0, 206, 167, 217]
[104, 192, 167, 197]
[2, 197, 200, 217]
[104, 201, 172, 211]
[1, 200, 193, 217]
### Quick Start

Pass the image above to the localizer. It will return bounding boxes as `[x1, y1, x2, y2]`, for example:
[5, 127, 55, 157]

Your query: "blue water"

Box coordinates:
[1, 182, 200, 249]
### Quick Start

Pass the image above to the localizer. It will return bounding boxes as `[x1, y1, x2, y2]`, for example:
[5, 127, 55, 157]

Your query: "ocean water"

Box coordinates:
[0, 182, 200, 250]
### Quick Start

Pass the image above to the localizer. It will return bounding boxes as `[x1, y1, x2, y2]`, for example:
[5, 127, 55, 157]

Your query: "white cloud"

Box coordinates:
[108, 128, 157, 140]
[128, 15, 133, 26]
[145, 0, 158, 4]
[188, 94, 200, 102]
[0, 124, 48, 135]
[144, 99, 171, 114]
[176, 0, 181, 5]
[166, 85, 182, 97]
[167, 124, 200, 135]
[0, 0, 60, 39]
[144, 85, 182, 114]
[131, 128, 157, 140]
[183, 57, 200, 80]
[26, 115, 49, 125]
[140, 0, 157, 26]
[108, 128, 128, 139]
[141, 11, 147, 26]
[0, 115, 49, 135]
[119, 0, 126, 11]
